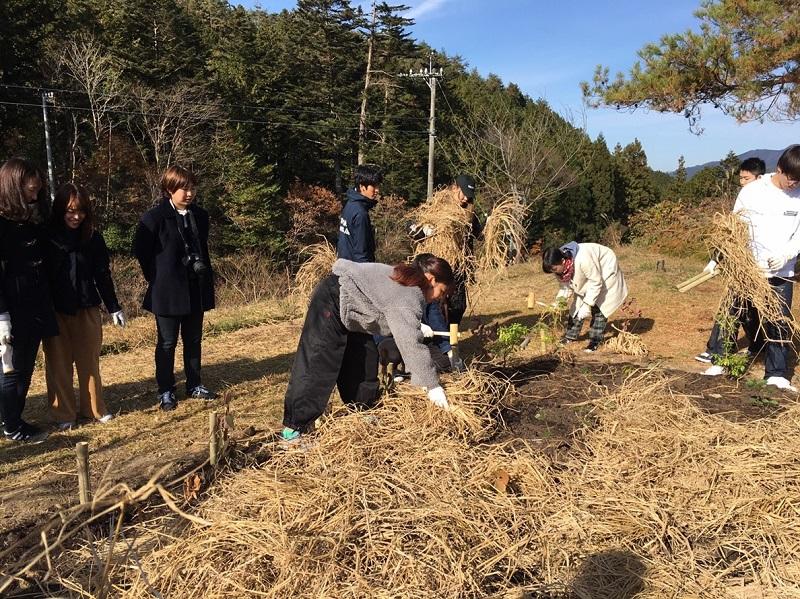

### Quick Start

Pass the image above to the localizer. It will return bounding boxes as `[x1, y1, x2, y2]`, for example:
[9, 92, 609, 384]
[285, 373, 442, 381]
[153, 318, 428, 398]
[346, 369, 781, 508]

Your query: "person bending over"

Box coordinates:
[282, 254, 454, 442]
[542, 241, 628, 353]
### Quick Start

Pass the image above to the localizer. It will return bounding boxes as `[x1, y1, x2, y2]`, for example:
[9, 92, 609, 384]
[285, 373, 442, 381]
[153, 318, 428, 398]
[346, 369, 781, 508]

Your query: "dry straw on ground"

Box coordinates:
[292, 239, 337, 302]
[709, 212, 800, 343]
[10, 368, 800, 597]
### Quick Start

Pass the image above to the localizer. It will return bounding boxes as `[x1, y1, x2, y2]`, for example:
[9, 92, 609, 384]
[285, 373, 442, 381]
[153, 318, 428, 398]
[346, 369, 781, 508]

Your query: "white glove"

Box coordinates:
[111, 310, 127, 328]
[576, 304, 592, 321]
[552, 287, 571, 307]
[422, 224, 435, 237]
[703, 260, 718, 274]
[448, 350, 465, 372]
[420, 323, 434, 338]
[767, 254, 793, 270]
[427, 386, 449, 409]
[0, 313, 12, 345]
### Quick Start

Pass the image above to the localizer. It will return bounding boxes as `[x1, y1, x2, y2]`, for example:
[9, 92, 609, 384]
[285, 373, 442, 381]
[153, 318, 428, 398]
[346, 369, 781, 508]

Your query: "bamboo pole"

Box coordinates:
[675, 271, 711, 290]
[677, 271, 717, 293]
[75, 442, 91, 504]
[209, 411, 220, 467]
[526, 292, 535, 309]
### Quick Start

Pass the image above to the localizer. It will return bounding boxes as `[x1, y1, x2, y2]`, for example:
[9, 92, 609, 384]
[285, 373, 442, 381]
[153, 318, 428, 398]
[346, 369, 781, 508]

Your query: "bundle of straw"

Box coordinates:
[708, 212, 800, 342]
[478, 194, 528, 272]
[293, 240, 337, 302]
[606, 326, 648, 356]
[410, 187, 476, 276]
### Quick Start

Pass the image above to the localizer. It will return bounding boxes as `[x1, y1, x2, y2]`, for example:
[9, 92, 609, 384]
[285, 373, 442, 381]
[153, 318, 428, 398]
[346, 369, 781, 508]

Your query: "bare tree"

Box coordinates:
[126, 83, 222, 201]
[452, 102, 589, 207]
[60, 36, 124, 144]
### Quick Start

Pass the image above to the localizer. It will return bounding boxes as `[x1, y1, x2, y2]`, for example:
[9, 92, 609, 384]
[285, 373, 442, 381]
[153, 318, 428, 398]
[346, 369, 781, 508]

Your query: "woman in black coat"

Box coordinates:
[44, 183, 125, 429]
[0, 158, 58, 443]
[133, 165, 216, 411]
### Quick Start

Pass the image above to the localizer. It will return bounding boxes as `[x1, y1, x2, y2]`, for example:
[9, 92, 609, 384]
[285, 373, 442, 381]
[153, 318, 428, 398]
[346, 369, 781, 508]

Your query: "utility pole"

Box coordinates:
[358, 1, 377, 166]
[41, 90, 55, 204]
[402, 53, 443, 199]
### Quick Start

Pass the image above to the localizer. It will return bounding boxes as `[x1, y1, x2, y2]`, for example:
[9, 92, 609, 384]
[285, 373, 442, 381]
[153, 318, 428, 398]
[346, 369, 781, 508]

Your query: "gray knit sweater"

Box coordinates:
[332, 259, 439, 390]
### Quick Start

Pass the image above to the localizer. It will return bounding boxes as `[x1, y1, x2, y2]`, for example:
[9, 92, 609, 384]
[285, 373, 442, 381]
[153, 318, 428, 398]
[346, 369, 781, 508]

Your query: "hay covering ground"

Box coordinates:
[39, 367, 800, 598]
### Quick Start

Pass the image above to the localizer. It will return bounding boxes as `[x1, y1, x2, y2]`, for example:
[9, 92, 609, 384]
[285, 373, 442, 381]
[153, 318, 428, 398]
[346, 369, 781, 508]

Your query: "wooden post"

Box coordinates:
[539, 328, 548, 354]
[209, 411, 220, 467]
[75, 442, 91, 504]
[449, 323, 461, 366]
[526, 292, 535, 309]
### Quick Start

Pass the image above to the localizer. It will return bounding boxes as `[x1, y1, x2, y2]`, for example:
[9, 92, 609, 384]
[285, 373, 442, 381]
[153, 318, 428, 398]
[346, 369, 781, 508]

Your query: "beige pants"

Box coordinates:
[43, 307, 107, 423]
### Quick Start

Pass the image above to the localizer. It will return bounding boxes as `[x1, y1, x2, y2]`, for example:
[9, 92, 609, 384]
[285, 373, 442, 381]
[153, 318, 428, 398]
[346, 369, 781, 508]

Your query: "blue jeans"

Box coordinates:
[0, 333, 42, 432]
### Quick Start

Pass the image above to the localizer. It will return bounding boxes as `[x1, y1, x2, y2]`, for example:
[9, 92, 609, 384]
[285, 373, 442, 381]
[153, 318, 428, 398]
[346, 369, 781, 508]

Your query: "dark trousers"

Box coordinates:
[155, 310, 204, 393]
[0, 333, 42, 432]
[565, 306, 608, 342]
[706, 298, 763, 355]
[447, 271, 468, 325]
[283, 275, 380, 432]
[709, 279, 793, 378]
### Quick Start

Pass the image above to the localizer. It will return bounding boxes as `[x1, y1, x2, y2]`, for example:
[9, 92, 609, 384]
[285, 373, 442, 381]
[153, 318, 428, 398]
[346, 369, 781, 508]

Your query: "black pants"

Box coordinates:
[155, 310, 204, 393]
[708, 278, 793, 378]
[283, 275, 380, 432]
[0, 332, 42, 432]
[377, 337, 451, 373]
[705, 299, 763, 355]
[447, 271, 468, 325]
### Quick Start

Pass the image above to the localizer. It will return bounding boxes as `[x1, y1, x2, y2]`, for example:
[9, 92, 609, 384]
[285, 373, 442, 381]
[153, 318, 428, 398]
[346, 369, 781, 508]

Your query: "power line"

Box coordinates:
[0, 99, 430, 135]
[0, 83, 430, 123]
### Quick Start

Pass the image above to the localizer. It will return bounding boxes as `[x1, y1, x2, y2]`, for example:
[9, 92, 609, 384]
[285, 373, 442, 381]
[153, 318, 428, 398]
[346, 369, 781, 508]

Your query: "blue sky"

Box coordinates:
[250, 0, 797, 172]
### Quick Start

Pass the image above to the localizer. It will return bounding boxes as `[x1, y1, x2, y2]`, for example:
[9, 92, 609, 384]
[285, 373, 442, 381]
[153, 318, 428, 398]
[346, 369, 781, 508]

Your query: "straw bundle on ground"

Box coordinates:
[709, 212, 800, 343]
[293, 240, 337, 302]
[605, 325, 648, 356]
[479, 194, 528, 272]
[410, 187, 476, 276]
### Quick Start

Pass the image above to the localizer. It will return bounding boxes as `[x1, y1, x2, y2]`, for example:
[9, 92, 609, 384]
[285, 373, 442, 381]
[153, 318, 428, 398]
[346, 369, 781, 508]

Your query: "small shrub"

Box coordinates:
[489, 322, 531, 362]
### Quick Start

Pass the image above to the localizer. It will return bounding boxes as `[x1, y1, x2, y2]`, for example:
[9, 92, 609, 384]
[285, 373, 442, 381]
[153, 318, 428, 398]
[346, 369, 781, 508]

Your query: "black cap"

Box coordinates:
[456, 174, 476, 200]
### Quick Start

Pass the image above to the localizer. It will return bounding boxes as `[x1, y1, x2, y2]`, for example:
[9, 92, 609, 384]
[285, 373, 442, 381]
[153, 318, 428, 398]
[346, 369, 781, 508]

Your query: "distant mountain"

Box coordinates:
[684, 148, 788, 179]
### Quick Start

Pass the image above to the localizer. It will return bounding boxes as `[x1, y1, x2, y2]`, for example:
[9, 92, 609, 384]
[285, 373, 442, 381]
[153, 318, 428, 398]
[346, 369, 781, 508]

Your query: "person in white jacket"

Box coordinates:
[542, 241, 628, 352]
[702, 145, 800, 390]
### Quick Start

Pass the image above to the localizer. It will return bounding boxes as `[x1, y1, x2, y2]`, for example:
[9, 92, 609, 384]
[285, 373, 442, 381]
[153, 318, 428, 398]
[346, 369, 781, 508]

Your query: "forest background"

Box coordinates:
[0, 0, 744, 262]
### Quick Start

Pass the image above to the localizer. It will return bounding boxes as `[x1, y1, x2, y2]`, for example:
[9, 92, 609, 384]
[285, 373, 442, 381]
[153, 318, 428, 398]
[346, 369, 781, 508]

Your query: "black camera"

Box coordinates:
[182, 253, 208, 276]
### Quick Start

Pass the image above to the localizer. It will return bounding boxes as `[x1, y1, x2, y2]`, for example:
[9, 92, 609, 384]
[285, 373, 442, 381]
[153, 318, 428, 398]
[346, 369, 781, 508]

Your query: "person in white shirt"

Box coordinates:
[695, 157, 766, 364]
[702, 145, 800, 390]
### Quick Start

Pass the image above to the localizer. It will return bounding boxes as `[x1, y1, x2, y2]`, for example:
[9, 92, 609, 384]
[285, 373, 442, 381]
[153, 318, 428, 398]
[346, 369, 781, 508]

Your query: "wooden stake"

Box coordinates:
[209, 411, 220, 467]
[449, 323, 459, 348]
[526, 292, 535, 309]
[75, 442, 91, 504]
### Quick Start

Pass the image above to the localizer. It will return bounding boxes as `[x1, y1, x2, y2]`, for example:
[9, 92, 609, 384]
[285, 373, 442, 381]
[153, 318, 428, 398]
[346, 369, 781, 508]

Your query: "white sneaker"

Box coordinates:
[701, 365, 725, 376]
[765, 377, 797, 392]
[98, 414, 114, 424]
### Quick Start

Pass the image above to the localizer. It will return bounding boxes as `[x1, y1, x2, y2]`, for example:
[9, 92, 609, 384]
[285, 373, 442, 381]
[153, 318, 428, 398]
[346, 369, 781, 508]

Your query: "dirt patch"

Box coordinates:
[494, 359, 789, 461]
